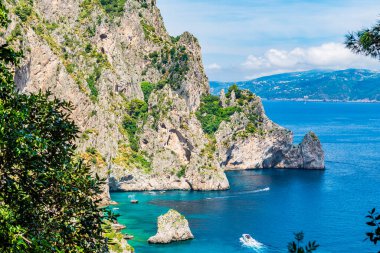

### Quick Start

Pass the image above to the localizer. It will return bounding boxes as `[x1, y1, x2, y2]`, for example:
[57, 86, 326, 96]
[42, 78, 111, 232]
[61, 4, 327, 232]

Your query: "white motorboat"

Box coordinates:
[240, 234, 265, 250]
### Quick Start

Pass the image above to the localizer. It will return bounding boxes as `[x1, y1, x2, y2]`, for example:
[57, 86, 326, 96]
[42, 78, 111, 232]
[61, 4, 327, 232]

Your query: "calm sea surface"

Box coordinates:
[111, 101, 380, 253]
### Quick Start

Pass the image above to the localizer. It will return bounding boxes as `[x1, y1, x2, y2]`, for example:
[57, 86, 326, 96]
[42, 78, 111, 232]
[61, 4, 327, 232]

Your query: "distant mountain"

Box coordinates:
[210, 69, 380, 102]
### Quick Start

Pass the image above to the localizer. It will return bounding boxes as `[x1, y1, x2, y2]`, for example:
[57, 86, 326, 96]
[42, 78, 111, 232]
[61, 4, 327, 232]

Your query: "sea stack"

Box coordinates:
[148, 209, 194, 244]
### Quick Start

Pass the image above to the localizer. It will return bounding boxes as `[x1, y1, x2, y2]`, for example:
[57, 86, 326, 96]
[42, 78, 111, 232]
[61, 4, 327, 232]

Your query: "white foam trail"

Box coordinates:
[240, 236, 266, 252]
[205, 187, 270, 200]
[239, 187, 270, 195]
[128, 194, 135, 199]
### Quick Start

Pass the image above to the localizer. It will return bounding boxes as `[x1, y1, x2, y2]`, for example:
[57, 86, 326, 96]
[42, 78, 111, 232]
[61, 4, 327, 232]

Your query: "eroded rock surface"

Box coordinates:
[4, 0, 323, 199]
[148, 209, 194, 244]
[214, 91, 325, 170]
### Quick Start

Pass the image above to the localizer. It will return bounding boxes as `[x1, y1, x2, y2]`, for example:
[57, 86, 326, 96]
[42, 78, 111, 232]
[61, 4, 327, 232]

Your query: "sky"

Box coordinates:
[157, 0, 380, 81]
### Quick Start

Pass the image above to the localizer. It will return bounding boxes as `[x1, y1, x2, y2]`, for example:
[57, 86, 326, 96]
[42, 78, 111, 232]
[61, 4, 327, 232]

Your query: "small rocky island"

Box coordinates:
[148, 209, 194, 244]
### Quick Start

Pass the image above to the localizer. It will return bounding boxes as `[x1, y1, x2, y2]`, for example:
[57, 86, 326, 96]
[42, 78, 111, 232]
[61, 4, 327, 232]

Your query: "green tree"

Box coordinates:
[345, 21, 380, 59]
[287, 232, 319, 253]
[0, 3, 111, 252]
[365, 208, 380, 253]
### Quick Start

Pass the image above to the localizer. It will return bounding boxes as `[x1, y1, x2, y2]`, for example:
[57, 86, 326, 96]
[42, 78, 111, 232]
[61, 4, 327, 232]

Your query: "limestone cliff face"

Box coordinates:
[215, 89, 325, 170]
[5, 0, 323, 198]
[5, 0, 228, 195]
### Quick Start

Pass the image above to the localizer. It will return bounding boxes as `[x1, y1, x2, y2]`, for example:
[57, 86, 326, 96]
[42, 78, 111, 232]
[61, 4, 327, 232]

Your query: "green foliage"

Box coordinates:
[226, 83, 256, 103]
[365, 208, 380, 252]
[100, 0, 127, 17]
[140, 18, 160, 43]
[86, 66, 101, 101]
[196, 94, 240, 135]
[65, 63, 76, 73]
[0, 2, 9, 27]
[141, 2, 148, 9]
[287, 232, 319, 253]
[170, 35, 181, 43]
[122, 99, 148, 151]
[147, 45, 190, 90]
[345, 21, 380, 60]
[15, 1, 32, 22]
[6, 23, 22, 43]
[0, 19, 111, 252]
[140, 81, 155, 102]
[114, 144, 152, 174]
[176, 166, 186, 178]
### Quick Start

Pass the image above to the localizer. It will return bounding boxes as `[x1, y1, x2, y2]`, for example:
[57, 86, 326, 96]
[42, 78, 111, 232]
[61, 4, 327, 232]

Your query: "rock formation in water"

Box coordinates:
[3, 0, 324, 200]
[214, 89, 324, 170]
[148, 209, 194, 244]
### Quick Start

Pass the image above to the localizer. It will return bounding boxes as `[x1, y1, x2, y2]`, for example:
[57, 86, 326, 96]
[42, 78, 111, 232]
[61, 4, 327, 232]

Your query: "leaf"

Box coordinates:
[367, 221, 376, 226]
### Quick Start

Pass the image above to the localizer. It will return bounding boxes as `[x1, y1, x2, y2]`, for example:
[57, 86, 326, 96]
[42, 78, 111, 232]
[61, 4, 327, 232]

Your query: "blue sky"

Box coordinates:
[157, 0, 380, 81]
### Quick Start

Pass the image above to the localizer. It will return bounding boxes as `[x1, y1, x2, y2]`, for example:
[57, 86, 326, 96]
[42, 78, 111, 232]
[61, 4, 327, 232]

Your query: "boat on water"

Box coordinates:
[130, 199, 138, 204]
[240, 234, 265, 250]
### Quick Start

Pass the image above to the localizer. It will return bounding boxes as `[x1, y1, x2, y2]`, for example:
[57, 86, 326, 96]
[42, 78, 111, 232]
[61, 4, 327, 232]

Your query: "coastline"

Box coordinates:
[260, 98, 380, 103]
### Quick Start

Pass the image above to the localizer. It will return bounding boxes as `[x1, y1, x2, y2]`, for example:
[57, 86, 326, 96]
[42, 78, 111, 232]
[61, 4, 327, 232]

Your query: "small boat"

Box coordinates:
[241, 234, 254, 244]
[240, 234, 265, 249]
[130, 199, 138, 204]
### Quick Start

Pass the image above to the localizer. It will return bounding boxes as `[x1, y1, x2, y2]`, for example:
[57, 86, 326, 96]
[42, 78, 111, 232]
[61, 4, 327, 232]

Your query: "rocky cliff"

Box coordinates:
[4, 0, 323, 200]
[214, 88, 324, 170]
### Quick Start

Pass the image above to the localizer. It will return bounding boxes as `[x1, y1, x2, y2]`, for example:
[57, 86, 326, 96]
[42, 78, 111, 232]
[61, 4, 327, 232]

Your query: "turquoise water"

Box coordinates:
[111, 101, 380, 253]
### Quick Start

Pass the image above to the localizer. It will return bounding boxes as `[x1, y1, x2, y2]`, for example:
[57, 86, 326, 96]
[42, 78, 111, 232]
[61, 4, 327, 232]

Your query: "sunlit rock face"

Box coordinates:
[148, 209, 194, 244]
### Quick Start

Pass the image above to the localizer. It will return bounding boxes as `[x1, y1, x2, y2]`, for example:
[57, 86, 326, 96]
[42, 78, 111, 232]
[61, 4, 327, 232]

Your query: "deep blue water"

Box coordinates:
[111, 101, 380, 253]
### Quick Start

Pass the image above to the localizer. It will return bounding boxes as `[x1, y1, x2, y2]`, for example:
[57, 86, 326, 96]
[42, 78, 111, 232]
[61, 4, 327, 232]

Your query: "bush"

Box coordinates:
[86, 66, 101, 101]
[122, 99, 148, 151]
[365, 208, 380, 248]
[0, 13, 111, 250]
[176, 166, 186, 178]
[15, 1, 32, 22]
[140, 81, 155, 102]
[287, 232, 319, 253]
[196, 95, 240, 135]
[99, 0, 127, 17]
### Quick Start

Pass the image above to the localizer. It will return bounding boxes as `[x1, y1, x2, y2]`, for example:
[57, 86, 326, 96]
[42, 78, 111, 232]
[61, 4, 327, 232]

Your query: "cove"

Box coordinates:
[111, 101, 380, 253]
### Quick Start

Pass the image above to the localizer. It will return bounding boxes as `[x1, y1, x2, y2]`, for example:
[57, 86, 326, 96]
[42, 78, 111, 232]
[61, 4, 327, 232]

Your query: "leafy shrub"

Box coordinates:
[140, 81, 155, 102]
[113, 145, 152, 174]
[0, 12, 111, 250]
[287, 232, 319, 253]
[147, 46, 189, 90]
[176, 166, 187, 178]
[122, 99, 148, 151]
[365, 208, 380, 249]
[86, 66, 101, 101]
[99, 0, 127, 17]
[196, 95, 240, 135]
[15, 1, 32, 22]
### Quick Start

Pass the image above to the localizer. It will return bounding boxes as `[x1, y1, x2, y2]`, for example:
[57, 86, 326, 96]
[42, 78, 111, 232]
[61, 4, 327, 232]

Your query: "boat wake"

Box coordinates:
[240, 234, 266, 252]
[205, 187, 270, 200]
[239, 187, 270, 195]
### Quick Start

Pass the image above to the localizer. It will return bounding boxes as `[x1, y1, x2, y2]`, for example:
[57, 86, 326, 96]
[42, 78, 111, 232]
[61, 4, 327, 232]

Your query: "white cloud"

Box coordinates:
[206, 63, 222, 71]
[242, 43, 380, 78]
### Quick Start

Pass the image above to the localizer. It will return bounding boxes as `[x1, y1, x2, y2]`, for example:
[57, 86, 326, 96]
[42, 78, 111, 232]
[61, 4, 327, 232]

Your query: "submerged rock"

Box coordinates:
[148, 209, 194, 244]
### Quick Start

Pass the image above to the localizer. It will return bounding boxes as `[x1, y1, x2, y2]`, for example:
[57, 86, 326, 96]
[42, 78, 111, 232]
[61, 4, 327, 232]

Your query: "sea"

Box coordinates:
[111, 101, 380, 253]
